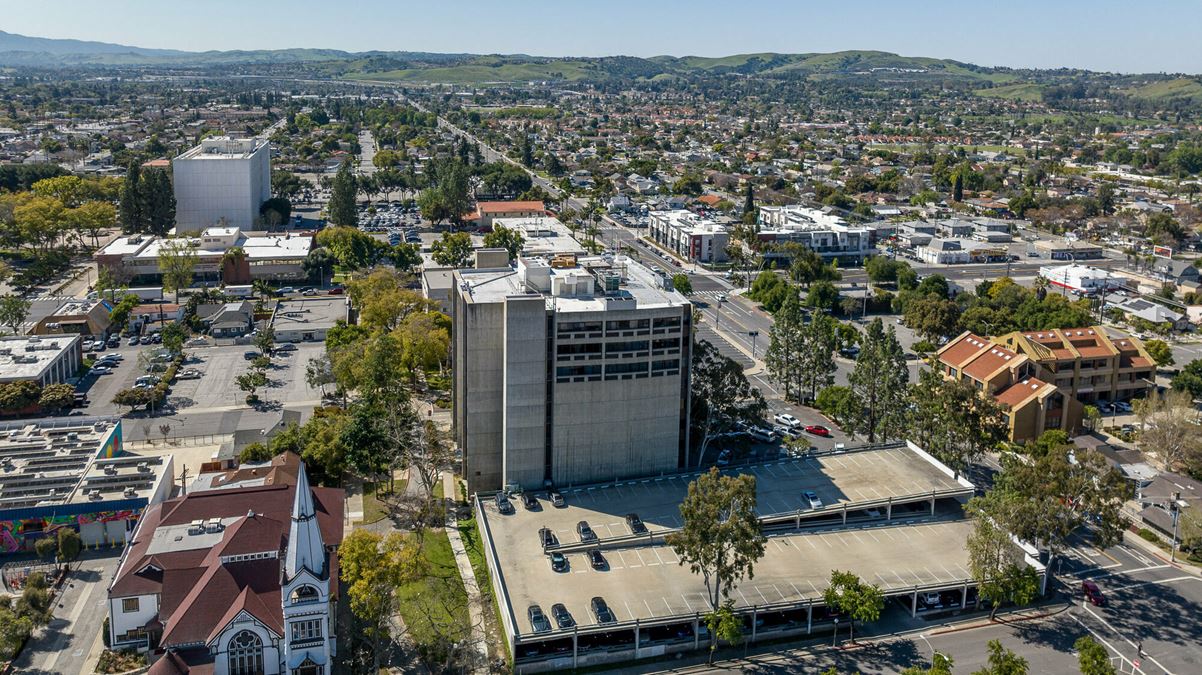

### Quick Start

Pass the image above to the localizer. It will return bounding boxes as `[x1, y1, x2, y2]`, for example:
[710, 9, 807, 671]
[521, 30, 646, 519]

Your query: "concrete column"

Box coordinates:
[806, 603, 813, 635]
[911, 589, 918, 618]
[962, 582, 969, 609]
[634, 619, 640, 659]
[751, 606, 758, 643]
[693, 614, 700, 650]
[842, 504, 847, 525]
[930, 491, 936, 516]
[886, 497, 893, 521]
[572, 628, 579, 669]
[796, 509, 801, 529]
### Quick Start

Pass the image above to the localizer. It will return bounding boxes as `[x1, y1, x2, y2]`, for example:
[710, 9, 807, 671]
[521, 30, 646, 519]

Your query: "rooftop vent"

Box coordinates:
[188, 519, 204, 535]
[123, 486, 137, 497]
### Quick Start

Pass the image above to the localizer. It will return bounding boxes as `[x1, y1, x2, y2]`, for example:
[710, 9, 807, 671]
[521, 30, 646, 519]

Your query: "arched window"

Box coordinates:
[228, 630, 264, 675]
[289, 584, 320, 604]
[293, 657, 322, 675]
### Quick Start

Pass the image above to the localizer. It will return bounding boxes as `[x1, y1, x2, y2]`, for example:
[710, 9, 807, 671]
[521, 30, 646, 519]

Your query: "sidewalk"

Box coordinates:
[1122, 528, 1202, 576]
[442, 471, 489, 673]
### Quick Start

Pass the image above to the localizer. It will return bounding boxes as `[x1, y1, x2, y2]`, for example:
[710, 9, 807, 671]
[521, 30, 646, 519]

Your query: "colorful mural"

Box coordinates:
[97, 419, 123, 459]
[0, 509, 141, 553]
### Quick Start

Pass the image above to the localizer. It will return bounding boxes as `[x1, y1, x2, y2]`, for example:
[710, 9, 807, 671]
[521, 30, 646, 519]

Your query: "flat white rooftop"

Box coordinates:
[0, 335, 78, 381]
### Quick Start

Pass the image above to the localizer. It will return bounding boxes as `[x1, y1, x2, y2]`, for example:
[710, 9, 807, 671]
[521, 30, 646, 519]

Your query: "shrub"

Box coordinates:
[912, 339, 938, 353]
[1138, 528, 1160, 543]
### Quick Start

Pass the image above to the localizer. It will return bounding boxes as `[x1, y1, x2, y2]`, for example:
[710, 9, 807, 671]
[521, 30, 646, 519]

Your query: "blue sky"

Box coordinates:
[2, 0, 1200, 73]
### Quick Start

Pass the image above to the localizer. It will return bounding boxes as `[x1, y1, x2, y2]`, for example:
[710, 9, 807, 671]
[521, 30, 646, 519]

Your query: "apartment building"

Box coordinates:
[172, 137, 272, 233]
[452, 253, 692, 493]
[756, 205, 873, 264]
[936, 327, 1156, 442]
[648, 210, 729, 263]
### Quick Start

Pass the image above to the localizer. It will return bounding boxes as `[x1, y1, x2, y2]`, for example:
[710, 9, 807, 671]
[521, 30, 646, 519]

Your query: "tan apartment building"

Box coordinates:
[936, 327, 1155, 443]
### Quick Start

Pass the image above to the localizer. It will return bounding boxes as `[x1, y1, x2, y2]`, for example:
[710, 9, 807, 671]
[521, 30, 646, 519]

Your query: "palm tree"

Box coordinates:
[252, 279, 274, 304]
[221, 246, 247, 284]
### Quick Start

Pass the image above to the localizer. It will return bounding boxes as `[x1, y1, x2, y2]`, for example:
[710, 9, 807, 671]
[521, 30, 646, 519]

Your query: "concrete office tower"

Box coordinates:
[453, 253, 693, 494]
[172, 137, 271, 233]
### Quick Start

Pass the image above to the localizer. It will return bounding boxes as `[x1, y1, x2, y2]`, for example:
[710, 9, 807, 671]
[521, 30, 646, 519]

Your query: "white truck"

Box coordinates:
[223, 284, 255, 299]
[126, 287, 164, 303]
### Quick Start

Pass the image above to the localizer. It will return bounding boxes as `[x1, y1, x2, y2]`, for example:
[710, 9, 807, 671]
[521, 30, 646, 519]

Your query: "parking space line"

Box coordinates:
[737, 588, 750, 607]
[644, 599, 655, 617]
[663, 597, 673, 614]
[754, 586, 769, 603]
[681, 594, 693, 612]
[789, 582, 803, 600]
[623, 600, 635, 622]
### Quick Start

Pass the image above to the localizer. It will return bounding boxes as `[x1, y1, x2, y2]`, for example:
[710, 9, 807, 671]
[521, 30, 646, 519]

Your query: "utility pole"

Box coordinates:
[178, 464, 190, 496]
[1170, 491, 1182, 563]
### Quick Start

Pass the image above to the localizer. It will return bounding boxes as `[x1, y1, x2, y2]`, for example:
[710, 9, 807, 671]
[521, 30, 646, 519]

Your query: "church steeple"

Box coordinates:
[284, 462, 326, 580]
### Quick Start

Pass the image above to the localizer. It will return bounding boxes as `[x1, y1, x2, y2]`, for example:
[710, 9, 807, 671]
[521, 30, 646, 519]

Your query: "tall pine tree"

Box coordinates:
[119, 162, 146, 233]
[798, 312, 837, 404]
[328, 159, 358, 228]
[765, 294, 805, 401]
[144, 169, 176, 236]
[847, 318, 909, 443]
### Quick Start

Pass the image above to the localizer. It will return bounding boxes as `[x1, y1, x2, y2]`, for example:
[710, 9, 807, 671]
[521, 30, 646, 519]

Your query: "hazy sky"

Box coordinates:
[2, 0, 1200, 73]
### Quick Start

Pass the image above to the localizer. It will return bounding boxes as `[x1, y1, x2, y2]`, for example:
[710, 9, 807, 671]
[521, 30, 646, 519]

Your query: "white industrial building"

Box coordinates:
[648, 210, 729, 263]
[95, 227, 312, 286]
[1038, 264, 1124, 295]
[172, 137, 272, 233]
[492, 216, 587, 257]
[0, 334, 82, 386]
[452, 253, 693, 494]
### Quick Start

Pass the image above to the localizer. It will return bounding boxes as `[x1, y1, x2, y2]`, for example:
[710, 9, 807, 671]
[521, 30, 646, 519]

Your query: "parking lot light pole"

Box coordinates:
[748, 330, 759, 358]
[832, 617, 839, 647]
[1170, 491, 1183, 563]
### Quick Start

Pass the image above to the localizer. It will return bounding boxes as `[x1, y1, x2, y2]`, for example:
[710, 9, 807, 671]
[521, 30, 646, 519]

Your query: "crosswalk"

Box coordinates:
[694, 325, 754, 369]
[691, 290, 728, 300]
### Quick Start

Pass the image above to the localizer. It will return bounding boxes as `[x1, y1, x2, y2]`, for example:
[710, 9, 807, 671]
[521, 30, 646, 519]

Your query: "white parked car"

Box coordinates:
[773, 413, 802, 428]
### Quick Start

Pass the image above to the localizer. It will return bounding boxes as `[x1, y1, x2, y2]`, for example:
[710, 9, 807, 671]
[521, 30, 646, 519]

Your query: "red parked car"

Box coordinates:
[805, 425, 831, 437]
[1082, 580, 1106, 606]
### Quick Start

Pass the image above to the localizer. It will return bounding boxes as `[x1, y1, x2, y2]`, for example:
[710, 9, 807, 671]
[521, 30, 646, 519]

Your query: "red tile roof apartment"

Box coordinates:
[936, 327, 1155, 442]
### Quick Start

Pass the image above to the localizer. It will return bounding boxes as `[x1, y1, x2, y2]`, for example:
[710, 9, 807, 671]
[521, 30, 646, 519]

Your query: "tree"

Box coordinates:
[743, 183, 755, 218]
[1137, 389, 1202, 472]
[0, 295, 30, 334]
[994, 436, 1131, 567]
[328, 159, 359, 228]
[765, 294, 806, 401]
[315, 226, 383, 270]
[805, 279, 840, 311]
[417, 188, 452, 225]
[0, 601, 33, 661]
[430, 232, 473, 268]
[38, 383, 75, 412]
[112, 387, 153, 413]
[848, 319, 910, 442]
[259, 196, 292, 229]
[340, 529, 423, 674]
[108, 294, 140, 333]
[904, 296, 961, 342]
[157, 239, 196, 301]
[672, 273, 693, 295]
[970, 640, 1028, 675]
[1144, 339, 1174, 367]
[272, 170, 305, 201]
[238, 442, 273, 463]
[118, 161, 146, 233]
[35, 536, 57, 562]
[1074, 635, 1116, 675]
[690, 340, 767, 466]
[966, 493, 1041, 620]
[1171, 358, 1202, 398]
[901, 653, 955, 675]
[56, 527, 81, 564]
[907, 369, 1006, 478]
[346, 268, 438, 331]
[482, 225, 525, 261]
[746, 271, 793, 313]
[0, 380, 41, 413]
[703, 602, 743, 665]
[952, 172, 964, 202]
[823, 570, 884, 643]
[15, 572, 53, 626]
[143, 168, 175, 235]
[236, 369, 268, 403]
[667, 468, 766, 613]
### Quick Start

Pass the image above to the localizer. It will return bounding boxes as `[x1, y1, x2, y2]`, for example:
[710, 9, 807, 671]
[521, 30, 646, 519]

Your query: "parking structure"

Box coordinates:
[474, 442, 1026, 672]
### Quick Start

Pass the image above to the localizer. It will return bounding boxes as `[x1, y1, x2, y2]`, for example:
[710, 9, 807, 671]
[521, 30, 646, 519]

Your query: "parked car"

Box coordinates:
[107, 335, 121, 347]
[301, 287, 318, 296]
[494, 493, 514, 514]
[550, 551, 568, 573]
[551, 603, 574, 629]
[802, 490, 823, 510]
[590, 597, 616, 624]
[716, 449, 731, 467]
[528, 605, 552, 632]
[625, 513, 647, 535]
[522, 493, 539, 511]
[577, 521, 597, 542]
[150, 334, 162, 344]
[278, 287, 296, 295]
[550, 491, 565, 508]
[139, 336, 153, 345]
[177, 369, 202, 380]
[244, 351, 260, 360]
[274, 343, 297, 352]
[1082, 580, 1106, 606]
[774, 413, 802, 428]
[773, 424, 801, 440]
[749, 426, 777, 443]
[128, 336, 140, 347]
[90, 365, 112, 375]
[327, 287, 345, 295]
[805, 425, 831, 437]
[588, 549, 607, 570]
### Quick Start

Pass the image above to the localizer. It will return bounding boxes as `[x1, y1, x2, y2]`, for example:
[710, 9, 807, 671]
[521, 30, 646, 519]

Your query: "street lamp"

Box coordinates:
[832, 617, 839, 647]
[715, 296, 725, 331]
[748, 330, 759, 358]
[1170, 491, 1188, 564]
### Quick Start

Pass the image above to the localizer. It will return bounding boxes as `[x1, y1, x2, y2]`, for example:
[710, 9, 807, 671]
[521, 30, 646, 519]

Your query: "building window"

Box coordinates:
[293, 658, 322, 675]
[290, 585, 320, 604]
[228, 630, 264, 675]
[291, 618, 323, 642]
[122, 598, 140, 613]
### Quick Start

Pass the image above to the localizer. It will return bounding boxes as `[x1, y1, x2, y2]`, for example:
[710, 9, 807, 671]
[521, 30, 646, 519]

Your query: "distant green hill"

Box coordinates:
[1126, 77, 1202, 102]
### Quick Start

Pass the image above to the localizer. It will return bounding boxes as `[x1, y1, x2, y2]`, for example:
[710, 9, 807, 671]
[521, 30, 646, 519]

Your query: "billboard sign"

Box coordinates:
[1154, 245, 1173, 259]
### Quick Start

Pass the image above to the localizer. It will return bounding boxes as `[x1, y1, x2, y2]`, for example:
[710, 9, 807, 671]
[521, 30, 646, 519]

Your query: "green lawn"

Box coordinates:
[361, 477, 406, 524]
[396, 530, 471, 661]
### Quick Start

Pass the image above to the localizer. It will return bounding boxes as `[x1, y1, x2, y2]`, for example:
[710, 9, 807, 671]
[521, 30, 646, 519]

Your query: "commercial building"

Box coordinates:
[0, 417, 173, 553]
[474, 442, 1016, 672]
[937, 327, 1156, 442]
[492, 216, 587, 257]
[648, 210, 729, 263]
[471, 201, 546, 230]
[757, 205, 873, 264]
[108, 457, 342, 674]
[0, 334, 82, 386]
[271, 298, 349, 343]
[95, 227, 313, 286]
[172, 137, 272, 233]
[29, 299, 113, 337]
[452, 253, 693, 494]
[1038, 264, 1124, 295]
[1033, 239, 1104, 261]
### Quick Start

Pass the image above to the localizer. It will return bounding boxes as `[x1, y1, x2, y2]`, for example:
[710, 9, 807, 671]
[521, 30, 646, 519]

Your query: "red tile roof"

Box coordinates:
[995, 377, 1055, 409]
[938, 332, 991, 367]
[962, 344, 1021, 381]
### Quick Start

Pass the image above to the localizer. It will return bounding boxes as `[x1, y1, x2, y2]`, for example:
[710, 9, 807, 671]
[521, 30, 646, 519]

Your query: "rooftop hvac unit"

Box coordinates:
[188, 519, 204, 535]
[204, 518, 223, 533]
[67, 432, 78, 441]
[136, 461, 150, 473]
[104, 465, 117, 475]
[123, 486, 137, 497]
